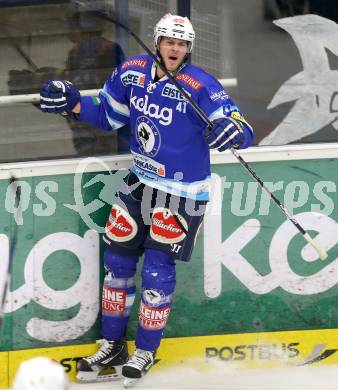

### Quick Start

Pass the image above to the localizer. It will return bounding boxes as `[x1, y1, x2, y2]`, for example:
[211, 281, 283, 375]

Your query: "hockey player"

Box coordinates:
[12, 357, 69, 390]
[39, 13, 253, 387]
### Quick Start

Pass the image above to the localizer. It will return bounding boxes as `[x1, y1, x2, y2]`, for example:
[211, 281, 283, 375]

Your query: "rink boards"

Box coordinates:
[0, 145, 337, 387]
[2, 328, 338, 387]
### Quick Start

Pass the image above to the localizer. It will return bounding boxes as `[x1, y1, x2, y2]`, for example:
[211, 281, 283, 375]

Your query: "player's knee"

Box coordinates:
[104, 249, 138, 278]
[142, 249, 176, 293]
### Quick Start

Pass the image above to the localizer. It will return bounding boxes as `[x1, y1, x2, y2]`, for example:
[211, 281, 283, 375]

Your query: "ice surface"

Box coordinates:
[66, 364, 338, 390]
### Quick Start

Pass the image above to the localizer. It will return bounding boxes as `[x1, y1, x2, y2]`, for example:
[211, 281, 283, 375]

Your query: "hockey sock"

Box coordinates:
[101, 250, 139, 340]
[136, 248, 176, 351]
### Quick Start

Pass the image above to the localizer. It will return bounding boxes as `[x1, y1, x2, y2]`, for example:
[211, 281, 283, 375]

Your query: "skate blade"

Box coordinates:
[123, 377, 139, 388]
[77, 365, 123, 382]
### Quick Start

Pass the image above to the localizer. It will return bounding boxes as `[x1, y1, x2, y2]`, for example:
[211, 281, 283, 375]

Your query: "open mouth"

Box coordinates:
[169, 56, 178, 61]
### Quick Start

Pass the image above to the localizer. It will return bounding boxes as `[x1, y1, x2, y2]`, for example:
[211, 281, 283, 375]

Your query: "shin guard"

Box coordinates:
[102, 250, 139, 341]
[136, 248, 176, 352]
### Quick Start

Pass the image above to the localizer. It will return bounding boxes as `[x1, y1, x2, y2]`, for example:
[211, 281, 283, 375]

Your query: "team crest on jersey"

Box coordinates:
[150, 208, 188, 244]
[147, 82, 157, 93]
[136, 116, 161, 157]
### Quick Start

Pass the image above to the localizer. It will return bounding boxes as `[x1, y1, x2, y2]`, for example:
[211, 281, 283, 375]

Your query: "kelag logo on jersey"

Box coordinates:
[121, 70, 145, 87]
[130, 91, 173, 125]
[136, 116, 161, 157]
[161, 83, 189, 101]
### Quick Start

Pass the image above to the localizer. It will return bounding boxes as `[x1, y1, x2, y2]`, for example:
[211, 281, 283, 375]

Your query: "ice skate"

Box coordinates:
[122, 348, 155, 388]
[76, 339, 128, 382]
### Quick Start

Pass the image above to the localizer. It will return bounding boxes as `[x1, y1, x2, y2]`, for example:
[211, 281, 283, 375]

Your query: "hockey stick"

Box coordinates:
[0, 176, 21, 327]
[93, 11, 328, 260]
[230, 148, 327, 260]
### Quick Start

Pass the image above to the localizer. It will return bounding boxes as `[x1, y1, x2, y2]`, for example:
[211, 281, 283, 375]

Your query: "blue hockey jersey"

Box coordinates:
[80, 54, 253, 200]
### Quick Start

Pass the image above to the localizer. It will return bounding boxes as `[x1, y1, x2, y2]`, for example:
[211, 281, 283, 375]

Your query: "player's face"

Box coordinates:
[158, 37, 189, 72]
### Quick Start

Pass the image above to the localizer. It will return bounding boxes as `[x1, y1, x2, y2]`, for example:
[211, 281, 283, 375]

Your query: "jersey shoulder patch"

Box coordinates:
[177, 64, 220, 94]
[121, 54, 149, 71]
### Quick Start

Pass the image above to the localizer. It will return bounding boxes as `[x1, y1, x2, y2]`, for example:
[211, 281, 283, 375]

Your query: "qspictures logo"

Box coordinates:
[1, 157, 337, 345]
[204, 173, 338, 298]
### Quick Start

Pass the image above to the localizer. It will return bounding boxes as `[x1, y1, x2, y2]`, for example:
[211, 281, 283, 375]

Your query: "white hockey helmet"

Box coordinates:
[12, 357, 69, 390]
[154, 13, 195, 52]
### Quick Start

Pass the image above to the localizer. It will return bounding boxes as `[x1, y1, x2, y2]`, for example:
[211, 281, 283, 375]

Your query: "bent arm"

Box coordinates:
[78, 96, 113, 131]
